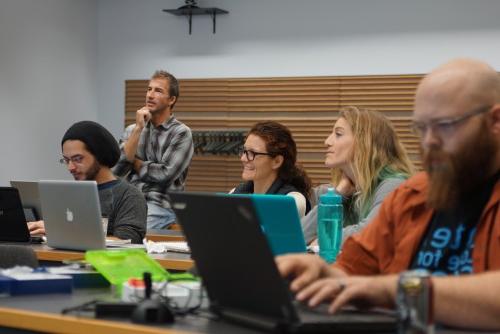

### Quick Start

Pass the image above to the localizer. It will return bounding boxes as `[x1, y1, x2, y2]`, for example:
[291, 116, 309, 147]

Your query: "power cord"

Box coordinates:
[61, 299, 100, 316]
[155, 279, 205, 316]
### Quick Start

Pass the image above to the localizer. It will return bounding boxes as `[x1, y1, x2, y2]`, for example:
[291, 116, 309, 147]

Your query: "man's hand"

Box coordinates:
[276, 254, 343, 293]
[297, 275, 398, 314]
[133, 158, 143, 174]
[136, 107, 151, 129]
[124, 107, 150, 162]
[27, 220, 46, 236]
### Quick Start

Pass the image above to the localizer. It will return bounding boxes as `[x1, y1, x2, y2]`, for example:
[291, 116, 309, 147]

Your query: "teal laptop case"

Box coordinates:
[227, 193, 307, 255]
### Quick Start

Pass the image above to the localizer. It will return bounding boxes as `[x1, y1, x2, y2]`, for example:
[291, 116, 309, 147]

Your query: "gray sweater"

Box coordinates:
[99, 179, 147, 244]
[301, 178, 405, 244]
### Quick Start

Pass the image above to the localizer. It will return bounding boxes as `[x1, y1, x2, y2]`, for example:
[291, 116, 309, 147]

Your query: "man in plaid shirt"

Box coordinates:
[114, 70, 193, 229]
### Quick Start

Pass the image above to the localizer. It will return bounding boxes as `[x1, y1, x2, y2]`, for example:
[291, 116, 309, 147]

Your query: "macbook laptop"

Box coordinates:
[38, 180, 106, 251]
[10, 180, 43, 221]
[169, 192, 397, 333]
[0, 187, 39, 243]
[227, 193, 306, 255]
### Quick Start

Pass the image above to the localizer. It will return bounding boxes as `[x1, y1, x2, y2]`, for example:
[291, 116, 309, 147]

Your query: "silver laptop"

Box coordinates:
[10, 180, 43, 221]
[38, 180, 105, 251]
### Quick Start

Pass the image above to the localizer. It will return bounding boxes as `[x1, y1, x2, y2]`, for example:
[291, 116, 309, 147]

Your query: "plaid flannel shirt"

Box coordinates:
[114, 116, 194, 209]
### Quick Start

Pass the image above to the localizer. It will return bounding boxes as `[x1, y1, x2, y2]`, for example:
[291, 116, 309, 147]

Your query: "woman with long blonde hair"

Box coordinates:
[302, 106, 415, 243]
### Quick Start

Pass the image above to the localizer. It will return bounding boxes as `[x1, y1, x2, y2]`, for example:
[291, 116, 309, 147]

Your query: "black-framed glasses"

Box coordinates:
[239, 149, 273, 161]
[59, 155, 84, 165]
[411, 105, 491, 137]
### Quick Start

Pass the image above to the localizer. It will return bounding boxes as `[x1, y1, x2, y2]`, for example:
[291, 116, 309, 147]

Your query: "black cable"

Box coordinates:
[61, 299, 100, 316]
[143, 272, 152, 299]
[155, 280, 205, 317]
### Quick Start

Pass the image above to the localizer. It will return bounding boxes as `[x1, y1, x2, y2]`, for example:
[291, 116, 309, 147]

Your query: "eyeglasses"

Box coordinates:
[411, 105, 491, 137]
[239, 149, 273, 161]
[59, 155, 84, 165]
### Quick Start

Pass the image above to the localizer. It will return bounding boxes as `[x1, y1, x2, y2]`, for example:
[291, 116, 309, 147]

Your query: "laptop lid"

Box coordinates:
[169, 192, 301, 325]
[0, 187, 31, 242]
[10, 180, 43, 220]
[38, 180, 105, 251]
[169, 192, 397, 333]
[226, 193, 307, 255]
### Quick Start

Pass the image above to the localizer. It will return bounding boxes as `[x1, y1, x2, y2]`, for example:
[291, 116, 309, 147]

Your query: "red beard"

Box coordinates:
[423, 120, 497, 211]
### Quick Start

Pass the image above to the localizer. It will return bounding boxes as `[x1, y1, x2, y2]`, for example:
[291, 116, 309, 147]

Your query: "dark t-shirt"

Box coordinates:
[98, 179, 147, 244]
[410, 172, 499, 275]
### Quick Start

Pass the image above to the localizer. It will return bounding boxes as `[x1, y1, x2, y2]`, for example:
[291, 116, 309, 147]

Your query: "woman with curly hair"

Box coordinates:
[231, 121, 312, 218]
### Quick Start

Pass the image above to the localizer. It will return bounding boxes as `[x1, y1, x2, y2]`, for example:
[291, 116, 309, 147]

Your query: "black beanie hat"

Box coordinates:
[61, 121, 120, 168]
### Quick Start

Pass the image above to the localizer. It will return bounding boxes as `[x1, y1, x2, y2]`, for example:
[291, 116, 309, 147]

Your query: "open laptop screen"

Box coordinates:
[169, 192, 300, 322]
[224, 193, 307, 255]
[0, 187, 31, 242]
[10, 180, 43, 220]
[39, 180, 106, 251]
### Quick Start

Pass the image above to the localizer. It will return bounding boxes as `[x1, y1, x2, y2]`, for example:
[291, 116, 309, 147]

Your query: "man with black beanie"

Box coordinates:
[27, 121, 147, 243]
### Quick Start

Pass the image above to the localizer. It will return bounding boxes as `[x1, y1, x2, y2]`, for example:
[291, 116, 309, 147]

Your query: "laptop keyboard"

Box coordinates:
[295, 302, 341, 323]
[296, 302, 397, 326]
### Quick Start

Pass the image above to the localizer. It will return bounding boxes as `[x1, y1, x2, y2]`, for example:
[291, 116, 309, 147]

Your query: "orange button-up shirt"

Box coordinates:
[335, 172, 500, 275]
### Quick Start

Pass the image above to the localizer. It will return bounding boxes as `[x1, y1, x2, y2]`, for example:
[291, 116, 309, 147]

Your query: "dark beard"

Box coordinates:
[84, 160, 101, 181]
[423, 121, 497, 211]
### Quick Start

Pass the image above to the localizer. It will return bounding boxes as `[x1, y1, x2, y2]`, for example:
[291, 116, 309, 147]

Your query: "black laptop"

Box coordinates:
[0, 187, 42, 243]
[10, 180, 43, 221]
[168, 192, 397, 333]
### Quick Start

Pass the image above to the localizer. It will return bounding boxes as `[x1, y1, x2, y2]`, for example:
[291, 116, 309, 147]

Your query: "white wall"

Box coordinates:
[97, 0, 500, 138]
[1, 0, 499, 185]
[0, 0, 98, 185]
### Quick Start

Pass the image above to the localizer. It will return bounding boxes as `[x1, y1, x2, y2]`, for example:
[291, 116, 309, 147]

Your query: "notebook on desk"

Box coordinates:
[169, 192, 397, 333]
[38, 180, 107, 251]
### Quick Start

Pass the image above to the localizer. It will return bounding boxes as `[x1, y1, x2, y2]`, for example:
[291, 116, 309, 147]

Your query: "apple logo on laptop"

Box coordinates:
[66, 208, 74, 222]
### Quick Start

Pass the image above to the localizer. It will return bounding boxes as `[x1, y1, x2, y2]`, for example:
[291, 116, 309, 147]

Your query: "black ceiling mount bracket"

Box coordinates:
[163, 0, 229, 35]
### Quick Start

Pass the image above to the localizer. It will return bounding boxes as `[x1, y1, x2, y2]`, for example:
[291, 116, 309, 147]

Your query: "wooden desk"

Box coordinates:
[32, 244, 194, 271]
[0, 289, 260, 334]
[0, 306, 189, 334]
[146, 229, 185, 242]
[0, 289, 478, 334]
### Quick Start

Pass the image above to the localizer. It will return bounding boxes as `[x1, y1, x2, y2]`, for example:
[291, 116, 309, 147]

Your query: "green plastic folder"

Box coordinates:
[85, 249, 169, 291]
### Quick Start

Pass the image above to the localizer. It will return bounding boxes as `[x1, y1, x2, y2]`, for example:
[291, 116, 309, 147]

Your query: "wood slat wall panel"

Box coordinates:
[125, 74, 423, 191]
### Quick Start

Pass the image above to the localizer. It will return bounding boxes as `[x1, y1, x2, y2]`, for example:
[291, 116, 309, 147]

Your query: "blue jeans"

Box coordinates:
[147, 202, 176, 229]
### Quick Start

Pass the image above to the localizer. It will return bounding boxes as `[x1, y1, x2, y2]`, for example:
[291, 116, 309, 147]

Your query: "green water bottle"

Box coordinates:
[317, 188, 343, 263]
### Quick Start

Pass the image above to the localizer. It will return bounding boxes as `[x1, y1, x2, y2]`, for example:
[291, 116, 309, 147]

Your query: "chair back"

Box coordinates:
[0, 245, 39, 269]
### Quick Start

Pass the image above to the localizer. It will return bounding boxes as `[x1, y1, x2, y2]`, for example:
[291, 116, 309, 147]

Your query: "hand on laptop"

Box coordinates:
[276, 254, 346, 293]
[296, 275, 397, 314]
[27, 220, 46, 236]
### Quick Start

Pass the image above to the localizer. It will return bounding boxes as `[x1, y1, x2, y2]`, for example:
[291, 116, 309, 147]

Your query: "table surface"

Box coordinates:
[0, 288, 260, 334]
[31, 244, 194, 271]
[0, 287, 484, 334]
[146, 229, 185, 242]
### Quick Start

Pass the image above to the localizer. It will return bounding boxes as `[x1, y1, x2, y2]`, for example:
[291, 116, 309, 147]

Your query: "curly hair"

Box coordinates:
[248, 121, 312, 197]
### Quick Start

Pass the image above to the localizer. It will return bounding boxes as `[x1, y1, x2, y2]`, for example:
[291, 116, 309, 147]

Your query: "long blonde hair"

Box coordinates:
[331, 106, 415, 220]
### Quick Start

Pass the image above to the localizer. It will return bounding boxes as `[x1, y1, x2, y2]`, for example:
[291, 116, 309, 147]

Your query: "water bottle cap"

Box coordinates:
[319, 187, 342, 204]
